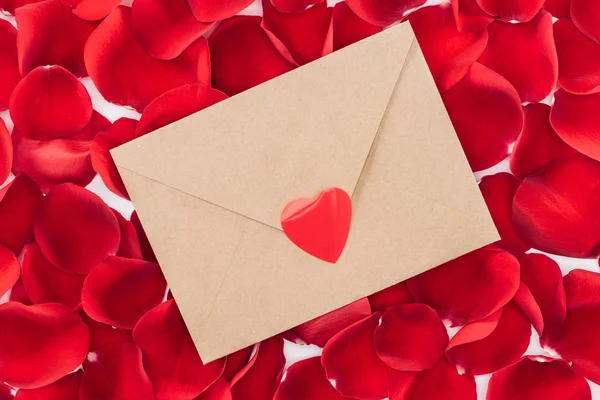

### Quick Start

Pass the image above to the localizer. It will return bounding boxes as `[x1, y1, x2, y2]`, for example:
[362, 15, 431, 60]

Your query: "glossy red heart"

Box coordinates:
[280, 188, 352, 263]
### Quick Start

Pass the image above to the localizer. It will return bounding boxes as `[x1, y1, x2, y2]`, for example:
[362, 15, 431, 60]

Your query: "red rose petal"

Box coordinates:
[479, 11, 557, 103]
[389, 358, 477, 400]
[9, 278, 32, 305]
[487, 357, 592, 400]
[80, 311, 132, 351]
[21, 243, 85, 308]
[0, 385, 11, 400]
[230, 336, 286, 400]
[0, 175, 43, 254]
[270, 0, 324, 12]
[474, 0, 543, 21]
[550, 90, 600, 162]
[322, 313, 389, 399]
[197, 378, 232, 400]
[346, 0, 426, 26]
[82, 256, 166, 329]
[15, 371, 82, 400]
[512, 153, 600, 257]
[571, 0, 600, 44]
[544, 0, 570, 17]
[0, 119, 10, 184]
[332, 1, 382, 51]
[0, 245, 19, 298]
[84, 6, 211, 112]
[368, 281, 414, 312]
[511, 103, 576, 180]
[131, 0, 213, 60]
[442, 62, 522, 171]
[112, 211, 143, 260]
[209, 16, 295, 96]
[513, 282, 544, 334]
[0, 0, 41, 14]
[0, 302, 89, 389]
[223, 346, 253, 382]
[445, 309, 502, 347]
[410, 5, 488, 93]
[34, 183, 120, 274]
[374, 304, 448, 371]
[61, 0, 120, 20]
[0, 20, 20, 111]
[90, 117, 137, 199]
[15, 0, 97, 77]
[407, 246, 520, 326]
[274, 357, 348, 400]
[187, 0, 253, 22]
[262, 0, 332, 66]
[446, 302, 531, 375]
[79, 342, 155, 400]
[131, 211, 157, 262]
[133, 300, 225, 398]
[293, 298, 371, 347]
[450, 0, 493, 33]
[554, 18, 600, 95]
[136, 83, 228, 137]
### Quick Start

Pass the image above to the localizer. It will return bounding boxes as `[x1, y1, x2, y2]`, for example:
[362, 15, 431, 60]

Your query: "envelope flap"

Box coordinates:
[111, 24, 415, 230]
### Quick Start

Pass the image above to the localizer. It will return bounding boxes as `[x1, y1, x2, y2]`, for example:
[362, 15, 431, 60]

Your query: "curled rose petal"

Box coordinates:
[571, 0, 600, 44]
[512, 153, 600, 257]
[209, 16, 295, 96]
[322, 313, 389, 399]
[136, 84, 228, 137]
[368, 281, 414, 312]
[293, 298, 371, 347]
[332, 1, 382, 51]
[82, 256, 166, 329]
[271, 0, 324, 13]
[474, 0, 543, 21]
[513, 283, 544, 334]
[544, 0, 570, 17]
[196, 378, 231, 400]
[346, 0, 426, 26]
[84, 6, 211, 112]
[511, 103, 576, 180]
[450, 0, 493, 33]
[223, 346, 253, 382]
[80, 312, 132, 351]
[0, 175, 43, 254]
[407, 246, 520, 326]
[0, 245, 19, 298]
[479, 10, 558, 103]
[9, 66, 92, 140]
[442, 63, 523, 171]
[410, 4, 488, 93]
[22, 243, 85, 308]
[0, 20, 20, 111]
[131, 0, 213, 60]
[61, 0, 120, 20]
[79, 343, 154, 400]
[15, 0, 97, 76]
[0, 302, 89, 389]
[112, 210, 143, 260]
[0, 0, 41, 14]
[487, 357, 591, 400]
[554, 18, 600, 94]
[187, 0, 253, 22]
[34, 183, 120, 274]
[0, 118, 11, 184]
[133, 300, 225, 398]
[274, 357, 348, 400]
[15, 371, 82, 400]
[374, 304, 448, 371]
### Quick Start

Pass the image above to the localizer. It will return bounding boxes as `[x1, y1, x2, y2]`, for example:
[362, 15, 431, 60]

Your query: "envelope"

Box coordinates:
[111, 22, 499, 362]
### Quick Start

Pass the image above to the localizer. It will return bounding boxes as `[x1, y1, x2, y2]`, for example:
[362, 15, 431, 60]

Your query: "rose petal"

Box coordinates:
[512, 153, 600, 257]
[130, 211, 157, 263]
[0, 118, 11, 187]
[513, 282, 544, 334]
[15, 0, 97, 77]
[0, 20, 20, 111]
[90, 118, 137, 199]
[262, 0, 332, 66]
[474, 0, 544, 21]
[82, 256, 166, 329]
[554, 18, 600, 94]
[15, 371, 82, 400]
[133, 300, 225, 398]
[0, 302, 89, 389]
[450, 0, 493, 33]
[368, 281, 414, 312]
[187, 0, 253, 21]
[544, 0, 570, 17]
[0, 175, 43, 254]
[84, 6, 211, 112]
[274, 357, 348, 400]
[0, 383, 12, 400]
[0, 0, 41, 14]
[332, 1, 382, 51]
[445, 309, 502, 348]
[479, 10, 557, 102]
[293, 298, 371, 347]
[223, 346, 254, 382]
[410, 5, 488, 93]
[136, 83, 228, 137]
[270, 0, 324, 12]
[0, 245, 19, 298]
[80, 311, 132, 351]
[79, 342, 155, 400]
[9, 278, 32, 305]
[21, 242, 85, 308]
[322, 313, 389, 399]
[131, 0, 213, 60]
[209, 16, 295, 96]
[61, 0, 120, 20]
[442, 62, 523, 171]
[346, 0, 426, 26]
[511, 103, 576, 180]
[374, 304, 448, 371]
[487, 357, 591, 400]
[34, 183, 120, 274]
[112, 210, 143, 260]
[196, 378, 232, 400]
[407, 246, 520, 326]
[571, 0, 600, 44]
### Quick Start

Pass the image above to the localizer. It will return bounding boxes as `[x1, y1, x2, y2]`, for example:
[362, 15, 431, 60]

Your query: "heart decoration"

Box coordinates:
[280, 188, 352, 263]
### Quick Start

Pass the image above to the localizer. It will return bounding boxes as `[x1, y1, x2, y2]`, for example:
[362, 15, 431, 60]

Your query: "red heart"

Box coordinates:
[280, 188, 352, 263]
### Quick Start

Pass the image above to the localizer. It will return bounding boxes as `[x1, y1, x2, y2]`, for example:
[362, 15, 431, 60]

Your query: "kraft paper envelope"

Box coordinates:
[111, 22, 499, 362]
